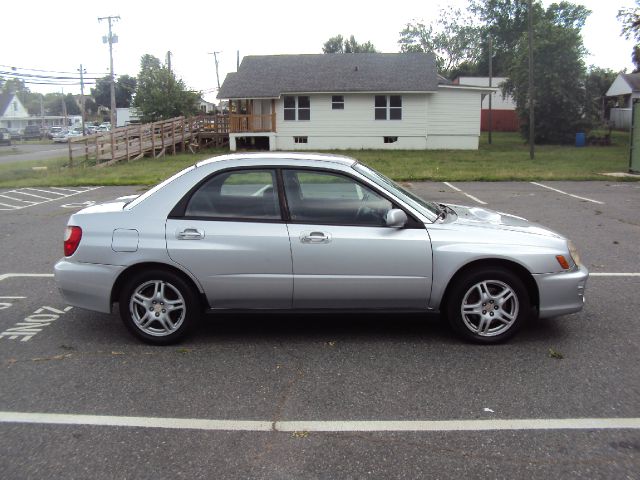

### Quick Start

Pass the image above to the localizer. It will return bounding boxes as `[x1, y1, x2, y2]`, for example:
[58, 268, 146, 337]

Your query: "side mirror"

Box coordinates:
[385, 209, 408, 228]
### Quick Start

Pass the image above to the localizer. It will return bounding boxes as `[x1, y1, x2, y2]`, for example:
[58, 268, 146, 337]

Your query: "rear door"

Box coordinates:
[283, 169, 432, 309]
[166, 168, 293, 309]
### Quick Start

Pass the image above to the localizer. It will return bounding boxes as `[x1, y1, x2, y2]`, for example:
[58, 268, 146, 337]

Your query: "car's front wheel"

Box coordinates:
[446, 267, 530, 344]
[119, 270, 200, 345]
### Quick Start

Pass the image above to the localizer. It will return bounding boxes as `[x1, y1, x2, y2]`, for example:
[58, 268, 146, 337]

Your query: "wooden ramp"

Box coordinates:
[68, 115, 229, 167]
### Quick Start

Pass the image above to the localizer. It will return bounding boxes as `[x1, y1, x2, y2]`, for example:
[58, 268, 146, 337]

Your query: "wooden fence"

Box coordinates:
[68, 115, 229, 167]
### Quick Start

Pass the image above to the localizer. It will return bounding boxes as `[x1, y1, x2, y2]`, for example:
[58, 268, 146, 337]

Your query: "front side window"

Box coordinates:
[185, 169, 280, 220]
[283, 95, 310, 121]
[283, 169, 392, 226]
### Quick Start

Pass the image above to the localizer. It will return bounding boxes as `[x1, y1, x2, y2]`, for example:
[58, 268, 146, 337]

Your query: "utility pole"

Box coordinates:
[488, 35, 493, 145]
[78, 64, 86, 135]
[208, 52, 221, 90]
[527, 0, 535, 159]
[98, 15, 120, 128]
[61, 89, 68, 128]
[237, 50, 240, 71]
[40, 94, 45, 131]
[166, 51, 173, 95]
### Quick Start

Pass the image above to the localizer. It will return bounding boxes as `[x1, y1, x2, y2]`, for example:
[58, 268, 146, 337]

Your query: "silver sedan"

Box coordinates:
[54, 153, 588, 344]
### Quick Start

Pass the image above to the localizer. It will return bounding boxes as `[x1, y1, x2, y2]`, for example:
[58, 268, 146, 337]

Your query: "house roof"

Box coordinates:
[622, 73, 640, 91]
[0, 92, 15, 115]
[217, 53, 443, 99]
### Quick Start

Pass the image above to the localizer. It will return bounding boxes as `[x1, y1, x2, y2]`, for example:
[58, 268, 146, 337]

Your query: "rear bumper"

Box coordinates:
[54, 259, 124, 314]
[534, 265, 589, 318]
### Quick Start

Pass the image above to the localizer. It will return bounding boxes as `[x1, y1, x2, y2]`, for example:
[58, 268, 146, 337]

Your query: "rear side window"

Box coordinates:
[185, 169, 280, 220]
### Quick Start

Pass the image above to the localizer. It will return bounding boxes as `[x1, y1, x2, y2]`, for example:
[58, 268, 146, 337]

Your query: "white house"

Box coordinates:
[605, 72, 640, 129]
[217, 53, 493, 151]
[455, 77, 519, 132]
[0, 92, 70, 132]
[0, 92, 31, 132]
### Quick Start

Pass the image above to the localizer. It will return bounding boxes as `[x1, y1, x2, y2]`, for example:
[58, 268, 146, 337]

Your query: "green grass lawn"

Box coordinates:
[0, 131, 633, 188]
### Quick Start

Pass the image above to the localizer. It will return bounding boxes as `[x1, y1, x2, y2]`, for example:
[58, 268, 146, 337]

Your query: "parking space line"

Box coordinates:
[0, 202, 20, 210]
[23, 188, 67, 196]
[530, 182, 604, 205]
[442, 182, 488, 205]
[590, 273, 640, 277]
[1, 411, 639, 433]
[0, 187, 101, 211]
[49, 187, 85, 193]
[0, 273, 55, 282]
[9, 191, 55, 200]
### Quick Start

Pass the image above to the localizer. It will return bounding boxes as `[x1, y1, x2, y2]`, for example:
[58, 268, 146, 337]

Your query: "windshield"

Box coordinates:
[353, 163, 439, 221]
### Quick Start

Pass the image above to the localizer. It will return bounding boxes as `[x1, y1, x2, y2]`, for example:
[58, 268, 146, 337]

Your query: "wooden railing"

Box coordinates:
[229, 114, 274, 133]
[67, 114, 234, 167]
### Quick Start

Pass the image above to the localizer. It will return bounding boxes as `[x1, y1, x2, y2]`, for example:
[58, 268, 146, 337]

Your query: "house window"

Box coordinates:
[374, 95, 402, 120]
[375, 95, 387, 120]
[332, 95, 344, 110]
[284, 96, 296, 120]
[383, 136, 398, 143]
[294, 136, 308, 144]
[284, 95, 311, 121]
[13, 102, 18, 112]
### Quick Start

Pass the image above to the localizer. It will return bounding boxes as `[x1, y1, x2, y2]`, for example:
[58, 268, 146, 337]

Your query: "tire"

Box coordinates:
[119, 269, 200, 345]
[446, 267, 530, 344]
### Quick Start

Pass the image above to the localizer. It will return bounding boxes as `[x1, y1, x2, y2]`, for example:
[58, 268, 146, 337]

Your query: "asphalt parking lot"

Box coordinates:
[1, 181, 639, 479]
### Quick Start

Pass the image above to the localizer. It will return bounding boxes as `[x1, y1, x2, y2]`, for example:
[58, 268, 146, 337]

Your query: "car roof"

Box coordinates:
[195, 152, 357, 168]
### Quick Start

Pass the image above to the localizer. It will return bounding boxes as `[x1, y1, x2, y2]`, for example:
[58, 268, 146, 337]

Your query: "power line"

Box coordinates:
[0, 64, 109, 75]
[0, 70, 105, 81]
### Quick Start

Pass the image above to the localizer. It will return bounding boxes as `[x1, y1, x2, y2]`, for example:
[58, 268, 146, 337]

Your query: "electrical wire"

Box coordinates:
[0, 64, 109, 76]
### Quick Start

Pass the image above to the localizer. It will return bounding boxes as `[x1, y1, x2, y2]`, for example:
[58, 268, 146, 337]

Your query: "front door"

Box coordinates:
[166, 169, 292, 309]
[283, 169, 432, 309]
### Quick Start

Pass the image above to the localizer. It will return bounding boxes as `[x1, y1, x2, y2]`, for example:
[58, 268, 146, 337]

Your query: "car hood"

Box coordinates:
[445, 204, 564, 239]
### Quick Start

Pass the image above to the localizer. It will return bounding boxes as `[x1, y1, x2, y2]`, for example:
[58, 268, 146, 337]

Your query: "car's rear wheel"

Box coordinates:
[119, 270, 199, 345]
[446, 267, 530, 344]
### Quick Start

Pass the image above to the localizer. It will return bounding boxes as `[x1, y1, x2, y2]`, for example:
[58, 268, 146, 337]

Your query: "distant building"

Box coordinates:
[605, 73, 640, 130]
[218, 53, 494, 151]
[454, 77, 519, 132]
[0, 92, 66, 132]
[199, 99, 216, 114]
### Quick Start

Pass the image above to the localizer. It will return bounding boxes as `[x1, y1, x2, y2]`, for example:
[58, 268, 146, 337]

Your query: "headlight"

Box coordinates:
[568, 240, 582, 267]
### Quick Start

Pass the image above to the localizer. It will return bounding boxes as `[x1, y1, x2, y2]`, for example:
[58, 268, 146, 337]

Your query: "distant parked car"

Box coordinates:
[47, 126, 64, 140]
[8, 128, 23, 140]
[52, 129, 70, 143]
[22, 125, 43, 140]
[0, 128, 11, 146]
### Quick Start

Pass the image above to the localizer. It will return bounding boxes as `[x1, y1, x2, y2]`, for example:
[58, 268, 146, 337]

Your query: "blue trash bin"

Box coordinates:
[575, 132, 586, 147]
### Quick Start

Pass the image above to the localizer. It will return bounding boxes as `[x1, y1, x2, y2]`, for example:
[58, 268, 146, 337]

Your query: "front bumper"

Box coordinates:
[54, 259, 125, 314]
[533, 265, 589, 318]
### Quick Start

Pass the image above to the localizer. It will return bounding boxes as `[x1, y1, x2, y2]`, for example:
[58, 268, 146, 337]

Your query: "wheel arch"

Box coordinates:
[110, 262, 208, 309]
[439, 258, 539, 314]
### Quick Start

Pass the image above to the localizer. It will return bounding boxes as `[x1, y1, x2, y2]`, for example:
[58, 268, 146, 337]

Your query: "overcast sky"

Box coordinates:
[1, 0, 635, 102]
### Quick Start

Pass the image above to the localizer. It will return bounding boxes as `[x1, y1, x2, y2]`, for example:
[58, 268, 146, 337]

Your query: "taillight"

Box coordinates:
[64, 226, 82, 256]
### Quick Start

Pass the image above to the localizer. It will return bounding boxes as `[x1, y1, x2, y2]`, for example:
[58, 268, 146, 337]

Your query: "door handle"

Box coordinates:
[177, 228, 204, 240]
[300, 231, 331, 244]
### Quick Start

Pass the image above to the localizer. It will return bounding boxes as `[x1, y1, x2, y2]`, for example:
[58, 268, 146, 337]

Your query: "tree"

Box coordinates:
[618, 1, 640, 71]
[584, 67, 618, 124]
[504, 1, 591, 143]
[322, 35, 377, 53]
[133, 54, 200, 122]
[64, 93, 80, 116]
[469, 0, 530, 76]
[91, 74, 137, 108]
[399, 7, 482, 77]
